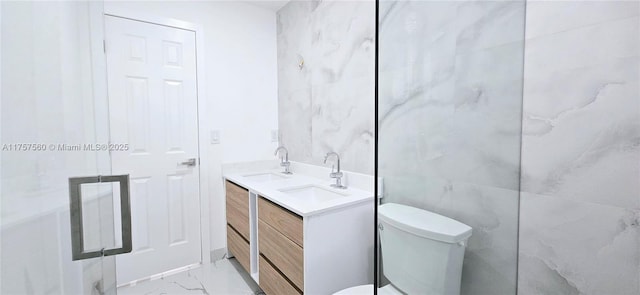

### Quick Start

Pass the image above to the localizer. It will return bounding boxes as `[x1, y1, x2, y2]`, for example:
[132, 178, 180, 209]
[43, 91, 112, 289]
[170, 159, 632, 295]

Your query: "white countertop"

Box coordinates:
[224, 169, 374, 217]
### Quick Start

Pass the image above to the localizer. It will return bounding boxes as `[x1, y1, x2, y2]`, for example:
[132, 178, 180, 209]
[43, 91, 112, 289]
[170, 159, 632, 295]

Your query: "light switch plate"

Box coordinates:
[211, 130, 220, 144]
[271, 129, 278, 142]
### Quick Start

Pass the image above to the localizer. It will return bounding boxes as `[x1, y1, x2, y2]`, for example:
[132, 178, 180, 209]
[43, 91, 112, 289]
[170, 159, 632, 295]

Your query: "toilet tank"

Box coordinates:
[379, 203, 472, 295]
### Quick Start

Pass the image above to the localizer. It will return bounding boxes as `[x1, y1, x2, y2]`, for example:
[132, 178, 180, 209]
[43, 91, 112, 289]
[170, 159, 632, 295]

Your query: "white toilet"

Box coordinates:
[335, 203, 472, 295]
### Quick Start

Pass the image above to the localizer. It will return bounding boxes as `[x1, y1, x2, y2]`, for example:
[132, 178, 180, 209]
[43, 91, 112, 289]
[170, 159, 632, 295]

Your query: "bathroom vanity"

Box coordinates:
[224, 169, 374, 295]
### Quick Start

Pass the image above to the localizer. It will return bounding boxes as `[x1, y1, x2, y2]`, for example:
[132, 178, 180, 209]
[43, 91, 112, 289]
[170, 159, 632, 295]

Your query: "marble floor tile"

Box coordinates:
[118, 259, 259, 295]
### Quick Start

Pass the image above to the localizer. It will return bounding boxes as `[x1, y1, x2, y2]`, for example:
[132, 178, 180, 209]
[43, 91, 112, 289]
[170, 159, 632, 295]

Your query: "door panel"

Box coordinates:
[104, 15, 201, 284]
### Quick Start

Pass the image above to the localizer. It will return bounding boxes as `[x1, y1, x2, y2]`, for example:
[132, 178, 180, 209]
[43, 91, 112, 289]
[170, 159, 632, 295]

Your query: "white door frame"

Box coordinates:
[102, 8, 211, 265]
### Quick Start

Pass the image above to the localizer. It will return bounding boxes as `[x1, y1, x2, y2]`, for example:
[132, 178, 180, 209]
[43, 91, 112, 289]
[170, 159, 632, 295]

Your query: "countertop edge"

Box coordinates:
[223, 171, 374, 217]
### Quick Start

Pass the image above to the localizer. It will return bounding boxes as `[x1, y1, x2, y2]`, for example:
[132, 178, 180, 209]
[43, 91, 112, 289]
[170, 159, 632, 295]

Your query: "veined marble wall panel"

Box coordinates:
[518, 1, 640, 294]
[277, 0, 375, 174]
[518, 193, 639, 295]
[378, 1, 525, 294]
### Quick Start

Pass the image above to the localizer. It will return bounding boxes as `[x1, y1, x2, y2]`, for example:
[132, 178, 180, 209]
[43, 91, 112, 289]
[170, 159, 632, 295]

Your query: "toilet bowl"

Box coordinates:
[334, 203, 472, 295]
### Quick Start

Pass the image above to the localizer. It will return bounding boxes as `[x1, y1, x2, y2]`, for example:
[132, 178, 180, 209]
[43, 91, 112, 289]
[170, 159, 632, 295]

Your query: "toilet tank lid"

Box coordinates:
[379, 203, 472, 243]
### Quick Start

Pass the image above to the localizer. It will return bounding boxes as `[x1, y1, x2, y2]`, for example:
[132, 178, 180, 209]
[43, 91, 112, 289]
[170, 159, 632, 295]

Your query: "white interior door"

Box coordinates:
[104, 15, 201, 284]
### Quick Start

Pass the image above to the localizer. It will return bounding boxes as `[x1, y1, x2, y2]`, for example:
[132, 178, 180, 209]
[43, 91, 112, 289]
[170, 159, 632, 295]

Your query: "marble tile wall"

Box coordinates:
[380, 0, 639, 293]
[378, 1, 526, 294]
[276, 0, 375, 175]
[281, 0, 639, 293]
[518, 1, 640, 294]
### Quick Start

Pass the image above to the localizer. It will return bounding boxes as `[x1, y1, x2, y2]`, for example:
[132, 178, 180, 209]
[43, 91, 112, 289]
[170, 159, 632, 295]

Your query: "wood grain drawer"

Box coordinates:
[227, 225, 250, 274]
[259, 219, 304, 290]
[226, 181, 249, 240]
[258, 197, 303, 247]
[259, 254, 301, 295]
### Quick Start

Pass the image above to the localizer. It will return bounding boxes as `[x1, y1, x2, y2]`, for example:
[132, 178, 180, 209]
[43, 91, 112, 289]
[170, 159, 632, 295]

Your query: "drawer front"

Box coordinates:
[227, 225, 250, 274]
[226, 181, 250, 240]
[258, 197, 303, 247]
[259, 255, 301, 295]
[259, 219, 304, 290]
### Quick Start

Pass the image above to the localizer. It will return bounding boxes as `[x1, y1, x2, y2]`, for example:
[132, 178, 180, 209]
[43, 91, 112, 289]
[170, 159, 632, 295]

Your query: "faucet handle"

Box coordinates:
[330, 165, 342, 177]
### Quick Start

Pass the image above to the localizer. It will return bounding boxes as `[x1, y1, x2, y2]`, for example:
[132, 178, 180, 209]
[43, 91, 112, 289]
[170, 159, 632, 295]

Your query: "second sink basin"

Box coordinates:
[242, 172, 289, 182]
[277, 185, 349, 203]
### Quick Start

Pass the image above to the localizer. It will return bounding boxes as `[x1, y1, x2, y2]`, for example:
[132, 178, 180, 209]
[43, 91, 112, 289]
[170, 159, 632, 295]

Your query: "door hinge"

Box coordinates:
[103, 40, 106, 53]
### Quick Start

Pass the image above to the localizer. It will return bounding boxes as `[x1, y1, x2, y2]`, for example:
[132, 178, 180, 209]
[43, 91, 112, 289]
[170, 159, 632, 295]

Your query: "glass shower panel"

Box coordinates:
[377, 1, 526, 294]
[1, 1, 119, 294]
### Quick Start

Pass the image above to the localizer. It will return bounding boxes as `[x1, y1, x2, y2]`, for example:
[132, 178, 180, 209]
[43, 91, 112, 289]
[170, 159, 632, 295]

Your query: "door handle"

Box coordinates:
[69, 175, 132, 261]
[179, 158, 197, 167]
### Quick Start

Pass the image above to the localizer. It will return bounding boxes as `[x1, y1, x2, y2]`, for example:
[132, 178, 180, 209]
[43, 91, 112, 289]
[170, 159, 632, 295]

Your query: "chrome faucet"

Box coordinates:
[323, 152, 346, 189]
[274, 146, 292, 174]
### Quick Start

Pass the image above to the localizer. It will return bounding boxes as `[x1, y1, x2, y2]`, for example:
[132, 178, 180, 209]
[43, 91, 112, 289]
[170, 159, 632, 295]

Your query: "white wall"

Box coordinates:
[104, 1, 279, 255]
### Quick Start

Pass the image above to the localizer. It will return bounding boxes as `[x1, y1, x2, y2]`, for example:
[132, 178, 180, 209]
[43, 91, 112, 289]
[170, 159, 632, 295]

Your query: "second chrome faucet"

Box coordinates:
[324, 152, 347, 189]
[274, 146, 292, 174]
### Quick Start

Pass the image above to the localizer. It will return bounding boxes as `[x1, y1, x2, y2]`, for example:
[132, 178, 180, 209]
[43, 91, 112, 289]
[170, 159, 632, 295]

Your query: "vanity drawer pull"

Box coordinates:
[227, 225, 250, 274]
[226, 181, 250, 240]
[259, 254, 302, 295]
[258, 197, 303, 247]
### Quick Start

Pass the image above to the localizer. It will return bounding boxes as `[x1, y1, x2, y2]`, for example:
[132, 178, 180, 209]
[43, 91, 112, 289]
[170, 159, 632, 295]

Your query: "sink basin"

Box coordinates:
[242, 172, 289, 182]
[277, 185, 349, 203]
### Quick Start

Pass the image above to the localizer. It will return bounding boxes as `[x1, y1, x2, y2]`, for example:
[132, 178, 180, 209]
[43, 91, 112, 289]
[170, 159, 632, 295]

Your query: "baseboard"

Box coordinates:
[211, 247, 228, 262]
